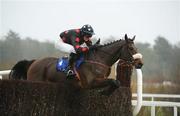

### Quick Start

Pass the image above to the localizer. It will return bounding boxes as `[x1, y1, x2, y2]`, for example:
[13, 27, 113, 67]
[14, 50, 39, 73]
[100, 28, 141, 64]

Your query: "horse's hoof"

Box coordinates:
[66, 72, 76, 79]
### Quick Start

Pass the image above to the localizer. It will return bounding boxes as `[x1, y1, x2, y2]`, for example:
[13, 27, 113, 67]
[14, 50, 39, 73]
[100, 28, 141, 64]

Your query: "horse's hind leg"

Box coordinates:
[27, 60, 46, 81]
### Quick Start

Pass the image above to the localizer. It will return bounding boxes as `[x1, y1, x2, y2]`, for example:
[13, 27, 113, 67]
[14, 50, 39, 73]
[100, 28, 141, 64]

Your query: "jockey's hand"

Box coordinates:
[89, 39, 101, 51]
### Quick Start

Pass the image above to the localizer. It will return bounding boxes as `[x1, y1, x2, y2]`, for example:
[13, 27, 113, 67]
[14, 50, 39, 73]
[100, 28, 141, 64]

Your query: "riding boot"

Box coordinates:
[66, 53, 76, 78]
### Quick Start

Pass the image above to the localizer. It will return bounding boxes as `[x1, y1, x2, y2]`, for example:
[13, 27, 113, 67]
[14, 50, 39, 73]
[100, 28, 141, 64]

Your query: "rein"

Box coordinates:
[84, 60, 110, 70]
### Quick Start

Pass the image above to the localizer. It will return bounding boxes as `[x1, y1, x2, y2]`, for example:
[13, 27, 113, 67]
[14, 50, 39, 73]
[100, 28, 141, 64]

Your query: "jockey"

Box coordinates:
[57, 24, 95, 77]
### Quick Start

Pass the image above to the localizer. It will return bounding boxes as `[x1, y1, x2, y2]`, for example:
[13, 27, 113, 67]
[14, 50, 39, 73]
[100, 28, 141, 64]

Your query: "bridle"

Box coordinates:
[119, 40, 136, 64]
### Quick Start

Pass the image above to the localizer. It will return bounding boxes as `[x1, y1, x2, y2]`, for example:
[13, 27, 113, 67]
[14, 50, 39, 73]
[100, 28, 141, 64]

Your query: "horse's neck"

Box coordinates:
[87, 40, 125, 66]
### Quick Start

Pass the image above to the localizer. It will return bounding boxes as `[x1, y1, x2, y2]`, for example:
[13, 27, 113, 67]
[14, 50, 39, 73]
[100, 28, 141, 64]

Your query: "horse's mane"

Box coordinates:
[99, 39, 123, 48]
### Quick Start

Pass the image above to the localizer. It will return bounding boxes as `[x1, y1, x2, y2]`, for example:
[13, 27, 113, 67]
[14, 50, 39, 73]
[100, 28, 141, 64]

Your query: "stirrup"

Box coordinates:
[66, 70, 75, 77]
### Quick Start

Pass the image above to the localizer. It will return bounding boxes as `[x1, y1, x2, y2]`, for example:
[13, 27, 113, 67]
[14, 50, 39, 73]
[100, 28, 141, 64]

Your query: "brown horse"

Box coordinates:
[10, 34, 141, 95]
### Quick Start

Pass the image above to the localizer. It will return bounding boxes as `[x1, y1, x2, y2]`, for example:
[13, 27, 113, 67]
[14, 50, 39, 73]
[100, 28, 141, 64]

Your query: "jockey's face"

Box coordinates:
[84, 35, 92, 42]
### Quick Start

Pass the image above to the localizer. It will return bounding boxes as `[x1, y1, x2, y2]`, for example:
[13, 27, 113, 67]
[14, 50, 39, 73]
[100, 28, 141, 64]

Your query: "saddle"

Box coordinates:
[56, 55, 84, 72]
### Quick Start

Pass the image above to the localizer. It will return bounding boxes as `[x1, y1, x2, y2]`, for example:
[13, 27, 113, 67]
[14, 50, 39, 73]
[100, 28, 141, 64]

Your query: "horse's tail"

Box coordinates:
[9, 59, 35, 80]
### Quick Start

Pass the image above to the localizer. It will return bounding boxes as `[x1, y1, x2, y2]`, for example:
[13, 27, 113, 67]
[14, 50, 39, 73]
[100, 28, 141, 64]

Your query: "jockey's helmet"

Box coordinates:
[81, 24, 95, 37]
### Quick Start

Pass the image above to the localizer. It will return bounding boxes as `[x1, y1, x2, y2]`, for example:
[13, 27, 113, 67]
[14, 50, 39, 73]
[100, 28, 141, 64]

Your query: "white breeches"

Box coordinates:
[55, 39, 76, 54]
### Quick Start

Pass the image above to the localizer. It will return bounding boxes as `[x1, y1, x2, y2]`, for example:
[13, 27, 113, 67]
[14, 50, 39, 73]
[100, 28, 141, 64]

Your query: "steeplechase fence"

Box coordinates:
[1, 69, 179, 116]
[0, 71, 132, 116]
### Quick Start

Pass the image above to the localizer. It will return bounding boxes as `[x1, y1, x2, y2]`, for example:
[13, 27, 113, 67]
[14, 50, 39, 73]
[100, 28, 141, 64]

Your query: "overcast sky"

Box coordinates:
[0, 0, 179, 45]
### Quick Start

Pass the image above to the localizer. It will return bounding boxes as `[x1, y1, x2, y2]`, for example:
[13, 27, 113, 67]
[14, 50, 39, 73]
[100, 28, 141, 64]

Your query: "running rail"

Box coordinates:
[0, 70, 11, 79]
[133, 69, 143, 116]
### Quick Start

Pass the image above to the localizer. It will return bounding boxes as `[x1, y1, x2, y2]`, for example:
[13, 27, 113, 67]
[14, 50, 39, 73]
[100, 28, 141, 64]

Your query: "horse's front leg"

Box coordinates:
[89, 78, 120, 96]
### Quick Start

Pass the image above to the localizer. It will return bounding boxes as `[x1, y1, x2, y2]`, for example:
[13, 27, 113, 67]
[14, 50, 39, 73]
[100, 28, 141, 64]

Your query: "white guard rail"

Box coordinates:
[132, 93, 180, 116]
[0, 70, 11, 79]
[133, 69, 143, 116]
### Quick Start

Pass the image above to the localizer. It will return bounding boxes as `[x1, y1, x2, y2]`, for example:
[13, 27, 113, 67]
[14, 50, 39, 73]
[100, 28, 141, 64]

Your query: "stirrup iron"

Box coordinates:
[66, 70, 75, 77]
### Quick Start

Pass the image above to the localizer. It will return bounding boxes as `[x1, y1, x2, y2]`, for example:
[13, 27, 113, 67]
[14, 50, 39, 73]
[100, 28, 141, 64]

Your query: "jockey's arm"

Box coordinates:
[60, 31, 66, 38]
[71, 36, 89, 53]
[59, 31, 67, 42]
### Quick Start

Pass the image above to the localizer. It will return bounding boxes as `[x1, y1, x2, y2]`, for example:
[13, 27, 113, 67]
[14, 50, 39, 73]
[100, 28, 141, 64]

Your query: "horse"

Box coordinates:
[9, 34, 142, 95]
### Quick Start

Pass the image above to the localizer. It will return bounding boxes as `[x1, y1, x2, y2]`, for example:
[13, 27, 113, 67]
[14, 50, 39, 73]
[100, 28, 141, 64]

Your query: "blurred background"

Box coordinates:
[0, 0, 180, 115]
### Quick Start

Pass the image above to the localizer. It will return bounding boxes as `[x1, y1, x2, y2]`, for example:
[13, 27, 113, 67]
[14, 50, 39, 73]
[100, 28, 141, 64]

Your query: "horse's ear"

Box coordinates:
[125, 34, 128, 42]
[95, 38, 101, 44]
[132, 35, 136, 41]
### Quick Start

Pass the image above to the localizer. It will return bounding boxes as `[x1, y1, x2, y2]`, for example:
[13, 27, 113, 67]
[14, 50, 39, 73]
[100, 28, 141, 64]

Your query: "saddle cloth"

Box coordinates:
[56, 55, 84, 72]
